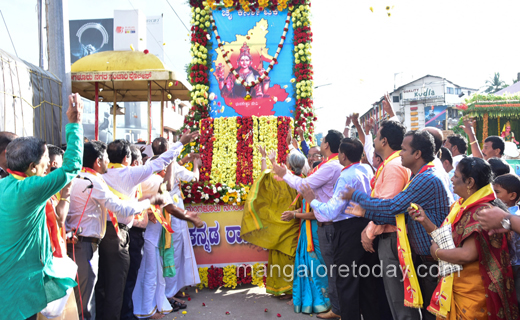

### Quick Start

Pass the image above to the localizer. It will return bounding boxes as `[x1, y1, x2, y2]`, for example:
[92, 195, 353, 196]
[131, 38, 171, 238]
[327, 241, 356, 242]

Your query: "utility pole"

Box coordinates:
[38, 0, 44, 68]
[46, 0, 72, 144]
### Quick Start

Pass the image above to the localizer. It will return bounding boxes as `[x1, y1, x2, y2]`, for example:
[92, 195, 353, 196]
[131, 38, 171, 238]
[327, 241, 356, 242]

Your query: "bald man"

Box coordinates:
[0, 132, 18, 179]
[423, 127, 454, 205]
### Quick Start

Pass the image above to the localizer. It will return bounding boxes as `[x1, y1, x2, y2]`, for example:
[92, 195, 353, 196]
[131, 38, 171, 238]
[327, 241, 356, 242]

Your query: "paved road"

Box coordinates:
[162, 284, 319, 320]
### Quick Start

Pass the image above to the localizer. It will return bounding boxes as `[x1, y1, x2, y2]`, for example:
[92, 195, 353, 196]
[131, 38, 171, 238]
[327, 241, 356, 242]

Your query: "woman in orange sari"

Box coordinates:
[409, 157, 518, 319]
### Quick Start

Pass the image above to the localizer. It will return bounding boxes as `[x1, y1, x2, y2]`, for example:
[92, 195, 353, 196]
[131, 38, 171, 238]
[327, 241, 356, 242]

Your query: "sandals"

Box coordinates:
[168, 299, 187, 310]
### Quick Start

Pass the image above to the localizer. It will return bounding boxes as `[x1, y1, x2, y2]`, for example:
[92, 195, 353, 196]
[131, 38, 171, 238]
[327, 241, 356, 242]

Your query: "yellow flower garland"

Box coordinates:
[210, 117, 238, 187]
[252, 116, 278, 181]
[223, 265, 238, 289]
[198, 267, 209, 290]
[251, 263, 265, 288]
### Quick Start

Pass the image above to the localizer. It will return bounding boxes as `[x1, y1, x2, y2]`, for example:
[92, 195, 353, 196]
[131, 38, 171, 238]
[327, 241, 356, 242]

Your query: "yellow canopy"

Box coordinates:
[71, 51, 191, 102]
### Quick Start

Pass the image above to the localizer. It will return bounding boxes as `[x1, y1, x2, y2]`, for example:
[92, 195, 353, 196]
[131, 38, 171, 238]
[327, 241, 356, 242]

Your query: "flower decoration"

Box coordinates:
[198, 267, 209, 289]
[223, 264, 238, 289]
[207, 265, 225, 289]
[277, 116, 293, 165]
[196, 264, 264, 291]
[251, 262, 266, 288]
[291, 2, 316, 143]
[199, 118, 215, 182]
[236, 116, 254, 185]
[210, 117, 238, 186]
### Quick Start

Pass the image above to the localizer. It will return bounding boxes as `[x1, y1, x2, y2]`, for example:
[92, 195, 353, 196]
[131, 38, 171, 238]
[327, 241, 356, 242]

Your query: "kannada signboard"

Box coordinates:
[185, 204, 268, 267]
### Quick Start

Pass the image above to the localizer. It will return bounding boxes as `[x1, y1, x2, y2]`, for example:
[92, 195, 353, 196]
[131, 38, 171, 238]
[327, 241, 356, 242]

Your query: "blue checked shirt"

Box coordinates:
[352, 166, 450, 256]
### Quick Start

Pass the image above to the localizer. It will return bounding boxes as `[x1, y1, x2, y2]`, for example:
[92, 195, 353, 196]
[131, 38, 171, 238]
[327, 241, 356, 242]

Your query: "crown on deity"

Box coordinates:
[502, 121, 512, 132]
[240, 42, 251, 56]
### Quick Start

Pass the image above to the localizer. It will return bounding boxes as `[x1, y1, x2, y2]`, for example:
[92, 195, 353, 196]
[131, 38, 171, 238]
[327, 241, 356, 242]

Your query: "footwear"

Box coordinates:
[169, 299, 187, 310]
[167, 299, 181, 312]
[316, 310, 341, 319]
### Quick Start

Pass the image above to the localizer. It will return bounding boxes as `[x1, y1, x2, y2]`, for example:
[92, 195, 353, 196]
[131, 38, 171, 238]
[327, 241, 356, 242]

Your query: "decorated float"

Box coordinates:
[177, 0, 315, 289]
[460, 93, 520, 173]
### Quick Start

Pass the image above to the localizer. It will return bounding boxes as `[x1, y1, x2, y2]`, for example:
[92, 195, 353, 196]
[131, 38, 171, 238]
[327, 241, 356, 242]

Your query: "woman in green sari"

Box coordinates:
[241, 147, 306, 299]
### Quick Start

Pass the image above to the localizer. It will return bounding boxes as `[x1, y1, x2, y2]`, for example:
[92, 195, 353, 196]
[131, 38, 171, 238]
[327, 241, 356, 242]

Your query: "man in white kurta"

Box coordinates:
[164, 160, 201, 299]
[132, 173, 173, 318]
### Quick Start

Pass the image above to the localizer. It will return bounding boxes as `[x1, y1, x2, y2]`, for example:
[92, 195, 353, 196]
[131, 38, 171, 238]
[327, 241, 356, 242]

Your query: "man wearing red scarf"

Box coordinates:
[0, 94, 84, 320]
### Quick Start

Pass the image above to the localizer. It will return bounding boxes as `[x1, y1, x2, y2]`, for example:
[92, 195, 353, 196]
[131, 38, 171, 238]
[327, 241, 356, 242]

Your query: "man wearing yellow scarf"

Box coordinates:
[343, 130, 451, 320]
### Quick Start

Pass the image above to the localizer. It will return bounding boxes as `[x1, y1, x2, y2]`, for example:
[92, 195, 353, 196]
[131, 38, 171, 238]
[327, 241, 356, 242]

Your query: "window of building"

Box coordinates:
[446, 87, 454, 94]
[392, 95, 400, 103]
[454, 88, 461, 95]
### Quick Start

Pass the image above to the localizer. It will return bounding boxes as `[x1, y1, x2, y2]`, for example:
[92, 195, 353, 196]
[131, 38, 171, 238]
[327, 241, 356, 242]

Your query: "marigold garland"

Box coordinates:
[198, 267, 209, 289]
[236, 116, 254, 185]
[199, 118, 215, 182]
[251, 262, 266, 288]
[210, 117, 238, 187]
[223, 265, 238, 289]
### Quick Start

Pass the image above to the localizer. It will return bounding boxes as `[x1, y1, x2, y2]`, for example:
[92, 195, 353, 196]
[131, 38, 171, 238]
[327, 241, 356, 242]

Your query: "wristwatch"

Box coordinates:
[501, 217, 511, 230]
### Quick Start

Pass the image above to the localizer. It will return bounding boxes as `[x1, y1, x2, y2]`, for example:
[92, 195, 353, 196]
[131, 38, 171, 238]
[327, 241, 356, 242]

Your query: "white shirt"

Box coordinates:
[452, 154, 464, 169]
[433, 157, 455, 205]
[364, 133, 375, 167]
[103, 141, 183, 227]
[141, 174, 169, 245]
[66, 171, 152, 239]
[169, 162, 196, 199]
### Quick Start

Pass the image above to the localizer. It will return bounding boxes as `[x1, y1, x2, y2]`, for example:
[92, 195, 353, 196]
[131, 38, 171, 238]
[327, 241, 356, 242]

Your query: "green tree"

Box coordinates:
[483, 72, 507, 93]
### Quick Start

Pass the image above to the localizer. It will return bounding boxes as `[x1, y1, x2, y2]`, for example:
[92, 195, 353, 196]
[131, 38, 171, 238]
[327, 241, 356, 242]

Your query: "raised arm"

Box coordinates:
[352, 113, 364, 145]
[30, 94, 84, 201]
[460, 116, 483, 158]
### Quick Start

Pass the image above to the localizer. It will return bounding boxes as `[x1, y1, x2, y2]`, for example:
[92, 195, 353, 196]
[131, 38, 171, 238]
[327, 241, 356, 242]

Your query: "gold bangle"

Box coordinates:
[434, 248, 441, 260]
[60, 198, 70, 204]
[470, 140, 478, 145]
[427, 227, 437, 236]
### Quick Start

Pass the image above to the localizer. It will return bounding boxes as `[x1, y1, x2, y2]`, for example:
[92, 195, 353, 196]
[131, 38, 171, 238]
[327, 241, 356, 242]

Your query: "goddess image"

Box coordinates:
[501, 121, 519, 145]
[217, 42, 271, 99]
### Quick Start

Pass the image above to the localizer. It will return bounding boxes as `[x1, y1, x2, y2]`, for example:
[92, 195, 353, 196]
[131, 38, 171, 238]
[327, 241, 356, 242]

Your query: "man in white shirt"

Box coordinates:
[443, 134, 467, 169]
[424, 127, 454, 205]
[96, 132, 197, 320]
[66, 141, 165, 320]
[0, 131, 17, 179]
[161, 148, 203, 305]
[132, 166, 203, 318]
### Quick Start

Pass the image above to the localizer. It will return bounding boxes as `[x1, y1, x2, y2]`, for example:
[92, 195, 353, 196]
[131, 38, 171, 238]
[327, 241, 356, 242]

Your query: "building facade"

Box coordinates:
[360, 75, 477, 134]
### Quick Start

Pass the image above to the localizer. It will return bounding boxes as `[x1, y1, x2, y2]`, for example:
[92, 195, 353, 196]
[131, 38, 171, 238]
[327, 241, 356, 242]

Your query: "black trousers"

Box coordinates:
[25, 314, 37, 320]
[333, 218, 381, 320]
[96, 223, 130, 320]
[120, 227, 145, 320]
[413, 257, 438, 320]
[67, 240, 98, 320]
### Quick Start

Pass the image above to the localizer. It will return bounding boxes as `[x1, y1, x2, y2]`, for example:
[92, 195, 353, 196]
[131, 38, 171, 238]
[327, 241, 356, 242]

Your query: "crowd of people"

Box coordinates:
[242, 94, 520, 320]
[2, 92, 520, 320]
[0, 94, 204, 320]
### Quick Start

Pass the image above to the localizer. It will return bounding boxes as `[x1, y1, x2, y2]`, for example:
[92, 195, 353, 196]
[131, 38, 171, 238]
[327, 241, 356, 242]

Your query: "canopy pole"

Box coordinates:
[148, 81, 152, 144]
[161, 90, 165, 137]
[112, 90, 117, 140]
[94, 82, 99, 140]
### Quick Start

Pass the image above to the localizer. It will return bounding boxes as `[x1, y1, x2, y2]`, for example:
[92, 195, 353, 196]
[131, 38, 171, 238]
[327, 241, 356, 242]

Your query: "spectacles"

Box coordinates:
[308, 153, 322, 159]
